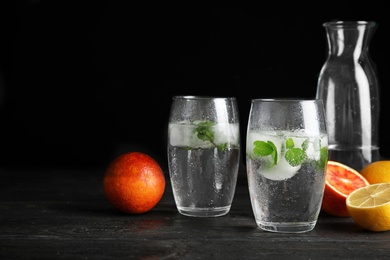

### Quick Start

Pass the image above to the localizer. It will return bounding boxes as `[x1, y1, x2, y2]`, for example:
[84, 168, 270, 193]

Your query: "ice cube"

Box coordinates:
[214, 123, 240, 146]
[169, 123, 213, 148]
[262, 159, 301, 181]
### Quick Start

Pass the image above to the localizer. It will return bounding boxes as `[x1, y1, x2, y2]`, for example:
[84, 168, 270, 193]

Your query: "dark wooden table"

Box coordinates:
[1, 168, 390, 259]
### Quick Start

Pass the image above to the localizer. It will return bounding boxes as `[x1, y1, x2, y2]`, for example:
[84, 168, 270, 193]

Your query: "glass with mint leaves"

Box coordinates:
[168, 96, 240, 217]
[246, 99, 328, 233]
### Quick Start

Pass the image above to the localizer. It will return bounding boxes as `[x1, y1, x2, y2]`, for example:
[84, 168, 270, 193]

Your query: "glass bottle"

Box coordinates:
[316, 21, 380, 171]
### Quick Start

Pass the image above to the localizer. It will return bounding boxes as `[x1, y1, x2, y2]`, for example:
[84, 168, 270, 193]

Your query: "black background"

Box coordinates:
[1, 1, 389, 171]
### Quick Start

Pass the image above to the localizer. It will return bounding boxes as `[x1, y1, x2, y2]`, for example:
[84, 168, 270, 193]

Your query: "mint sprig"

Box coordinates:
[253, 138, 308, 167]
[194, 121, 228, 151]
[194, 121, 215, 143]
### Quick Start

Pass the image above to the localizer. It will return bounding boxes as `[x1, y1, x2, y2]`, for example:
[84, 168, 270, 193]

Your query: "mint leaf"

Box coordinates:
[253, 140, 278, 166]
[301, 139, 309, 151]
[253, 141, 273, 156]
[318, 147, 328, 168]
[285, 147, 307, 167]
[268, 141, 278, 165]
[286, 138, 294, 149]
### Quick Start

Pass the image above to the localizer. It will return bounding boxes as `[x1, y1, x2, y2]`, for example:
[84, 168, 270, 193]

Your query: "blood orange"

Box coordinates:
[103, 152, 166, 214]
[321, 160, 369, 217]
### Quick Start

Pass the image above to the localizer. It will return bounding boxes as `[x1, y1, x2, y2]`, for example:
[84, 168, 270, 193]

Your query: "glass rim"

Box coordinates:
[251, 98, 323, 103]
[323, 20, 376, 28]
[172, 95, 236, 100]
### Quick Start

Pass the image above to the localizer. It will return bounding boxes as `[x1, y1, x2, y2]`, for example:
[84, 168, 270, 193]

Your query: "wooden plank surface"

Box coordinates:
[1, 169, 390, 259]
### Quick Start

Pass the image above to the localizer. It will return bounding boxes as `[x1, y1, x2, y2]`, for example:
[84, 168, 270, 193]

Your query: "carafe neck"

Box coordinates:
[324, 21, 376, 60]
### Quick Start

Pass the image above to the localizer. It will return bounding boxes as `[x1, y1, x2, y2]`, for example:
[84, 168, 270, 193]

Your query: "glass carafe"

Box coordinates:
[316, 21, 380, 171]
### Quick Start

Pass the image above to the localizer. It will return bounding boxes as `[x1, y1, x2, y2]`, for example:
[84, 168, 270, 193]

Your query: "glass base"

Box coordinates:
[257, 221, 317, 233]
[177, 206, 231, 217]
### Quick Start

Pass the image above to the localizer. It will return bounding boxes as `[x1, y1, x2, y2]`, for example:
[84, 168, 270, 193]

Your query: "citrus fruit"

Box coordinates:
[103, 152, 166, 214]
[360, 160, 390, 184]
[321, 160, 369, 217]
[346, 183, 390, 232]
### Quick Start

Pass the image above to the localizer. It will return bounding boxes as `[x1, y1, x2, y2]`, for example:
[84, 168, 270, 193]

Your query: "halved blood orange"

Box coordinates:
[321, 161, 370, 217]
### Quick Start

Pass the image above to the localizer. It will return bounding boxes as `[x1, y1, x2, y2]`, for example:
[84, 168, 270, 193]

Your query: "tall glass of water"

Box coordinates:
[246, 99, 328, 233]
[168, 96, 240, 217]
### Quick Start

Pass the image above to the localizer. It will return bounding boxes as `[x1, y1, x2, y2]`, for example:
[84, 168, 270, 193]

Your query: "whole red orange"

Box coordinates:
[103, 152, 166, 214]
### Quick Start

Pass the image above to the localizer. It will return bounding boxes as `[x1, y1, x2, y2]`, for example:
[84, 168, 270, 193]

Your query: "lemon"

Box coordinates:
[346, 183, 390, 232]
[360, 160, 390, 184]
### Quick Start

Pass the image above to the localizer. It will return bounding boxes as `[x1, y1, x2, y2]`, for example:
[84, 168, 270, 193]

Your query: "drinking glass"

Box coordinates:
[168, 96, 240, 217]
[246, 99, 328, 233]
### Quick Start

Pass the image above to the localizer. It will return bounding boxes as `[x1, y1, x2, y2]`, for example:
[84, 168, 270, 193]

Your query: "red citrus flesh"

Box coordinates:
[321, 161, 369, 217]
